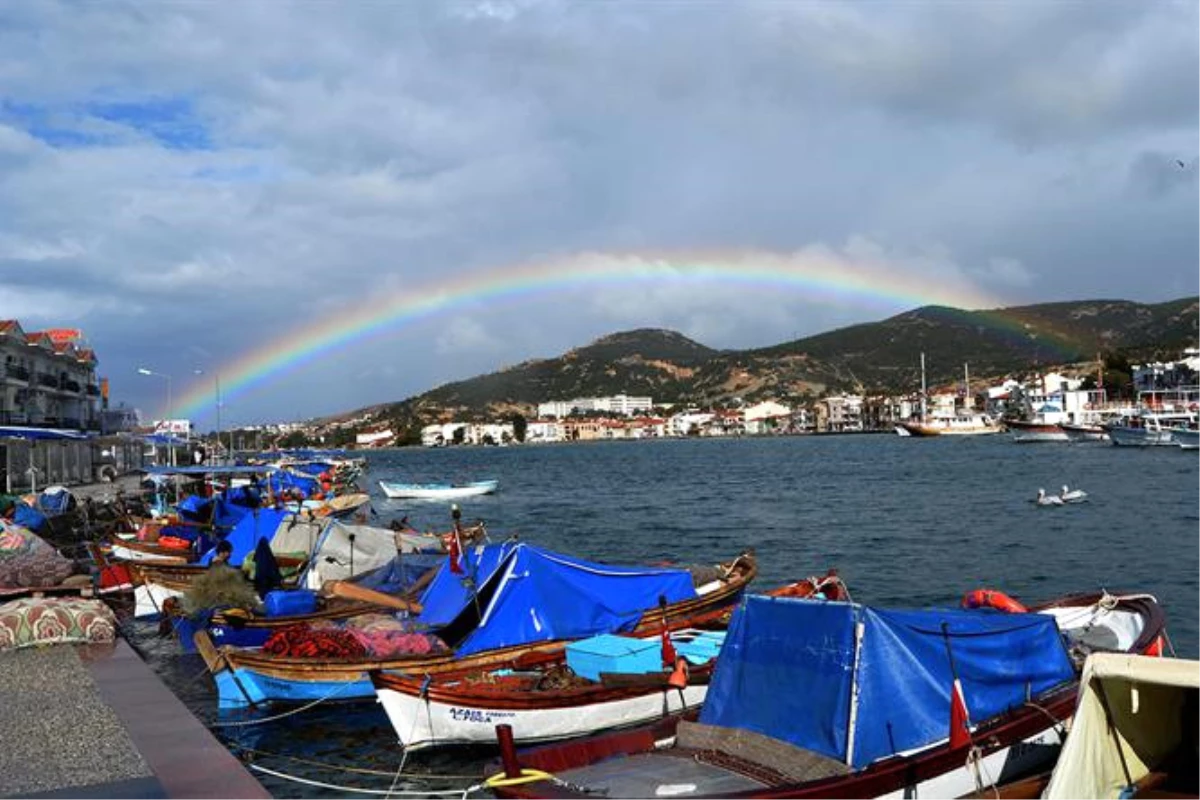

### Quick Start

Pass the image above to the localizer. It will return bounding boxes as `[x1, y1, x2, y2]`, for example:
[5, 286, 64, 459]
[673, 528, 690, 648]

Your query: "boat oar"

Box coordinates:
[322, 580, 423, 614]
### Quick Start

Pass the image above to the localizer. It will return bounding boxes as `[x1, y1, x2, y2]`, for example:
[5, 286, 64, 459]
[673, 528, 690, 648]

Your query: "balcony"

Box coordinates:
[3, 365, 30, 382]
[62, 379, 82, 393]
[37, 373, 59, 389]
[86, 384, 101, 396]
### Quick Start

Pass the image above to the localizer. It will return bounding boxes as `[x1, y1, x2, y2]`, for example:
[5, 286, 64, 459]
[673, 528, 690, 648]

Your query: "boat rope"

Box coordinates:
[1023, 700, 1069, 743]
[248, 763, 484, 797]
[228, 743, 483, 779]
[965, 745, 1000, 799]
[210, 680, 354, 727]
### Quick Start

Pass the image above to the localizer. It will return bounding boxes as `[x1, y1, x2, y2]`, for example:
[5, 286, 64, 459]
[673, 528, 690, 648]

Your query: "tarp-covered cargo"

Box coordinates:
[416, 542, 698, 656]
[700, 595, 1076, 769]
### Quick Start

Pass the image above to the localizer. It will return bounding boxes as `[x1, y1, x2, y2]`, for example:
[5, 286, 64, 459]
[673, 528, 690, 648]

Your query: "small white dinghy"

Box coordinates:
[1059, 485, 1088, 504]
[1035, 488, 1064, 507]
[378, 479, 499, 500]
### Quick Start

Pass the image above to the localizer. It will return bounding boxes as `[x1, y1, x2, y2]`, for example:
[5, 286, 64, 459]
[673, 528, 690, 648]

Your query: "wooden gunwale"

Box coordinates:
[211, 554, 757, 683]
[371, 662, 714, 711]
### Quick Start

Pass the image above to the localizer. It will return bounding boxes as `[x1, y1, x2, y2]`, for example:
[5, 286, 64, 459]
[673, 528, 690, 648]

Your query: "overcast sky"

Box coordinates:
[1, 1, 1196, 427]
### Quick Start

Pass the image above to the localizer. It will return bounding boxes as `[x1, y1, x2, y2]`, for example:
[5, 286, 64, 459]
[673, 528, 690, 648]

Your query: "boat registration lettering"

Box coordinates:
[448, 707, 515, 724]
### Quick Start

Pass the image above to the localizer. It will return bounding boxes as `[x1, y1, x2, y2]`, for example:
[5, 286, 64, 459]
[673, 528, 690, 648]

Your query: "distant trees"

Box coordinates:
[509, 413, 527, 443]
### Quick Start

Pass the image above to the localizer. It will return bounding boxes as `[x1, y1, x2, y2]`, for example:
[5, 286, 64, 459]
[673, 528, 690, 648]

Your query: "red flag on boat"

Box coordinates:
[949, 678, 971, 749]
[448, 532, 463, 575]
[661, 627, 677, 667]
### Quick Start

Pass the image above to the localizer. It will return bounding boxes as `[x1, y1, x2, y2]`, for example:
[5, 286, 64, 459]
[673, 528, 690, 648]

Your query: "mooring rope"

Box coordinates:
[210, 680, 353, 727]
[248, 764, 484, 797]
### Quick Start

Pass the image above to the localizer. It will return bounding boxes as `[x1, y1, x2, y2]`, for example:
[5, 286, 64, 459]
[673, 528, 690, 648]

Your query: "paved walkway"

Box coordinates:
[0, 639, 268, 799]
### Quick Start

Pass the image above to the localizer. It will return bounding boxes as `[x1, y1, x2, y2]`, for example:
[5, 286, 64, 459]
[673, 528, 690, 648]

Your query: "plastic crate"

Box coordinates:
[565, 634, 662, 681]
[674, 630, 726, 664]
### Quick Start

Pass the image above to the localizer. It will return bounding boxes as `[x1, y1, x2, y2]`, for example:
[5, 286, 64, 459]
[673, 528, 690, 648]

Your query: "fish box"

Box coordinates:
[674, 631, 726, 664]
[263, 589, 318, 618]
[566, 634, 662, 682]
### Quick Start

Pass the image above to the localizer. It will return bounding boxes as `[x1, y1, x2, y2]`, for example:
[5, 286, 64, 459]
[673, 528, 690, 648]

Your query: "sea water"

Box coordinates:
[125, 435, 1199, 797]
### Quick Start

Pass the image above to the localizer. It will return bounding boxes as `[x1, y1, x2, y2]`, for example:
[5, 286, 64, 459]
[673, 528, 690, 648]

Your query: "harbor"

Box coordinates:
[2, 433, 1194, 798]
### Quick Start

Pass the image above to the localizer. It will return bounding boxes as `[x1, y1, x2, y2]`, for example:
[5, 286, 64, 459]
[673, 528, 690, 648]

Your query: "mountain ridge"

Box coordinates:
[319, 296, 1199, 435]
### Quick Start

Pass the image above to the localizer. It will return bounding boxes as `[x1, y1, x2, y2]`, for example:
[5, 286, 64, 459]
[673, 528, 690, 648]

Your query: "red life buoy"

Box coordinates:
[962, 589, 1027, 614]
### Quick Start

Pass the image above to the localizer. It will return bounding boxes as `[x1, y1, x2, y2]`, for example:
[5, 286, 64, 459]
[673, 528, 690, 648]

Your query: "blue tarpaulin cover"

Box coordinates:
[352, 553, 444, 596]
[198, 508, 289, 567]
[417, 542, 698, 657]
[700, 596, 1075, 770]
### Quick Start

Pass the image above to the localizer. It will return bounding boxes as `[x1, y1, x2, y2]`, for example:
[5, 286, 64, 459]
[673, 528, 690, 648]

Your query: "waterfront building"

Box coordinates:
[537, 394, 653, 418]
[821, 394, 864, 432]
[0, 321, 102, 431]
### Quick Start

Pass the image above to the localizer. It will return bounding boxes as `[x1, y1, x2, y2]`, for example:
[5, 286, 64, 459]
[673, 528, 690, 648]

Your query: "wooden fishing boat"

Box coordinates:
[107, 534, 195, 564]
[195, 546, 758, 709]
[486, 590, 1166, 800]
[378, 479, 499, 500]
[1059, 422, 1108, 442]
[371, 573, 847, 752]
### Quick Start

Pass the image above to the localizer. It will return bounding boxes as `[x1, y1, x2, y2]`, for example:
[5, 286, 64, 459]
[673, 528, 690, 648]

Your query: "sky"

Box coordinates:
[1, 1, 1196, 428]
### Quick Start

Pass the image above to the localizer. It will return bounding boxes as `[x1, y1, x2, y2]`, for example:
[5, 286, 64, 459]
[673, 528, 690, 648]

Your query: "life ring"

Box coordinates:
[961, 589, 1027, 614]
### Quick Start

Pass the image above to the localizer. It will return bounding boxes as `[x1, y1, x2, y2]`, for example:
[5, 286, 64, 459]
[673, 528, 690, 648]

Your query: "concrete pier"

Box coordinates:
[0, 639, 268, 799]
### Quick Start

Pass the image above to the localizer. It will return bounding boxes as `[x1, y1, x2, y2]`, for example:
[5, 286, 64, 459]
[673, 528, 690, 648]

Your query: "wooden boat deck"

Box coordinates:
[0, 639, 267, 799]
[556, 751, 765, 798]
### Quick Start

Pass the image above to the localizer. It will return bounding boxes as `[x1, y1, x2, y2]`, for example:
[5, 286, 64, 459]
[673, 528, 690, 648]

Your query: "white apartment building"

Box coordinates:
[537, 394, 653, 418]
[0, 321, 101, 430]
[743, 401, 791, 435]
[668, 410, 714, 436]
[355, 428, 394, 447]
[525, 419, 564, 443]
[822, 394, 864, 432]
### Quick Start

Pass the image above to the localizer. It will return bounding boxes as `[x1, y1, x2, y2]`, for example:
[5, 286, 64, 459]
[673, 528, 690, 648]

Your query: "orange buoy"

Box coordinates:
[667, 657, 689, 689]
[961, 589, 1027, 614]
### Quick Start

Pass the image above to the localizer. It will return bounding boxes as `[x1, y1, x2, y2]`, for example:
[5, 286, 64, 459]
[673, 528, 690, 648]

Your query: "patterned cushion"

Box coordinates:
[0, 521, 75, 589]
[0, 597, 117, 651]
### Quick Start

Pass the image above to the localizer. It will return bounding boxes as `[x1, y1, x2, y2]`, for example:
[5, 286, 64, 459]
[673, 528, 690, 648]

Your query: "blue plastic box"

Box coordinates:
[565, 634, 662, 681]
[674, 630, 727, 664]
[263, 589, 318, 618]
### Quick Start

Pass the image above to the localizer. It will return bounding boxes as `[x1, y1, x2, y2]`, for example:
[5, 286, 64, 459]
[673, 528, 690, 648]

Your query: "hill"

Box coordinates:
[359, 297, 1197, 433]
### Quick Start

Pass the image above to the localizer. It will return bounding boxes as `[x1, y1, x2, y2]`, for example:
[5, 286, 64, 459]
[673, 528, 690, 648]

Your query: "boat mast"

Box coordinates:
[920, 353, 928, 423]
[963, 363, 970, 412]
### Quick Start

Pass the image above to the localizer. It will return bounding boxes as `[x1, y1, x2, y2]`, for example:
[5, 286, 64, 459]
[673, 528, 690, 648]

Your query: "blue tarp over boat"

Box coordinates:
[197, 508, 290, 567]
[416, 542, 698, 656]
[700, 596, 1075, 769]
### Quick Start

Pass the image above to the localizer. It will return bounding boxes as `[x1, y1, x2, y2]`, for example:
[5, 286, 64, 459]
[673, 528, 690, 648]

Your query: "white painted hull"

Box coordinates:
[109, 542, 190, 563]
[1107, 426, 1176, 446]
[378, 480, 498, 500]
[375, 682, 707, 751]
[1012, 430, 1069, 443]
[1170, 428, 1200, 450]
[875, 725, 1064, 799]
[134, 581, 183, 618]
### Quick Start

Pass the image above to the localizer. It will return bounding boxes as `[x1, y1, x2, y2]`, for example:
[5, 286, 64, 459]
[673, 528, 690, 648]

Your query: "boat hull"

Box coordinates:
[378, 480, 499, 500]
[1059, 423, 1108, 442]
[1006, 421, 1068, 443]
[375, 678, 707, 751]
[1107, 425, 1177, 446]
[898, 421, 1001, 437]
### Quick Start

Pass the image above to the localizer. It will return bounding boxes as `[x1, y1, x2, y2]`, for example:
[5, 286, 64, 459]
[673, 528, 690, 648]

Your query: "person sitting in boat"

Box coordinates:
[212, 539, 234, 569]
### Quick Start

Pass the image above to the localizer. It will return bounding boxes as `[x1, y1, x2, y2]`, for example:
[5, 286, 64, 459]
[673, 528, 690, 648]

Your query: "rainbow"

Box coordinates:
[170, 248, 1011, 423]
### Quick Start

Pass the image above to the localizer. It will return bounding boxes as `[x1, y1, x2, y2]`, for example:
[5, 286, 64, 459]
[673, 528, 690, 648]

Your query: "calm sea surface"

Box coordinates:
[125, 435, 1200, 798]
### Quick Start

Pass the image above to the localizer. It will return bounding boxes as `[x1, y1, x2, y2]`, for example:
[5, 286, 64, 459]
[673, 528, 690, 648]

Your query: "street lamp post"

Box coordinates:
[193, 369, 223, 465]
[137, 367, 175, 467]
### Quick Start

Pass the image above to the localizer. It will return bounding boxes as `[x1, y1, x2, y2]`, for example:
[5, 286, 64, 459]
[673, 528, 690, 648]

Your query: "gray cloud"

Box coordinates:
[0, 1, 1195, 425]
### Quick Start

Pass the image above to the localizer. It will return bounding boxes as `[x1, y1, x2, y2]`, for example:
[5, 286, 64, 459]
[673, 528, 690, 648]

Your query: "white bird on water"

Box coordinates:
[1060, 485, 1088, 503]
[1036, 488, 1064, 506]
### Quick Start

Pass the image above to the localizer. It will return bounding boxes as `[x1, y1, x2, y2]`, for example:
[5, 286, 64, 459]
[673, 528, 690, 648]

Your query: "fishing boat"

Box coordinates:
[371, 573, 848, 752]
[1059, 422, 1109, 442]
[194, 544, 758, 709]
[1105, 412, 1195, 447]
[378, 479, 499, 500]
[1169, 423, 1199, 450]
[1005, 419, 1067, 443]
[486, 589, 1166, 799]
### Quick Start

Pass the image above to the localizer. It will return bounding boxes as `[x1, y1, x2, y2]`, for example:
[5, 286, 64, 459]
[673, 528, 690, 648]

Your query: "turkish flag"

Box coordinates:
[949, 678, 971, 749]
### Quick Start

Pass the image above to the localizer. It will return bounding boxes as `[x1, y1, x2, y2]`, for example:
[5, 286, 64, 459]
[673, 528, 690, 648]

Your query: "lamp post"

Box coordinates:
[137, 367, 175, 467]
[192, 369, 223, 465]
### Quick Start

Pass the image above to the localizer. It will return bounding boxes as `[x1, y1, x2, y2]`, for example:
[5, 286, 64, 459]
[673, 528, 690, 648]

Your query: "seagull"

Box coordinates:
[1036, 488, 1064, 506]
[1060, 485, 1089, 503]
